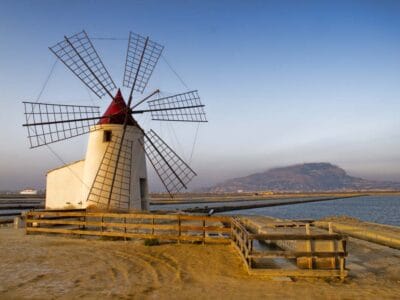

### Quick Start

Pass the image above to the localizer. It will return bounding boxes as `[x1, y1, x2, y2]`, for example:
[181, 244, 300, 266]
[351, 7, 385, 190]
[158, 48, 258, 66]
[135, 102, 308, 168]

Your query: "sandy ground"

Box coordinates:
[1, 228, 400, 299]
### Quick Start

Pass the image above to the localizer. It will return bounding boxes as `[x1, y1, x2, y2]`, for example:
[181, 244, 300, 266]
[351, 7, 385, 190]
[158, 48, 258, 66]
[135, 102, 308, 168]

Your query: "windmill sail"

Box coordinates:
[24, 30, 206, 205]
[123, 32, 164, 93]
[23, 101, 101, 148]
[86, 134, 133, 210]
[142, 129, 196, 196]
[49, 31, 116, 98]
[142, 90, 207, 122]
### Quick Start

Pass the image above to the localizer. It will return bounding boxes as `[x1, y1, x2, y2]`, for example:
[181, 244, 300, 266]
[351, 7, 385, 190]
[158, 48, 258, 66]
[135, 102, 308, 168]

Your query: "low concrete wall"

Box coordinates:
[315, 221, 400, 250]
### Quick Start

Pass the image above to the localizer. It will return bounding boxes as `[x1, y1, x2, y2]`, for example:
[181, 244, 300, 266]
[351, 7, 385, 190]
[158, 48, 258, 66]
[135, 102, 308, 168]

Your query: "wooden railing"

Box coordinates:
[231, 217, 348, 278]
[26, 211, 231, 244]
[25, 211, 348, 278]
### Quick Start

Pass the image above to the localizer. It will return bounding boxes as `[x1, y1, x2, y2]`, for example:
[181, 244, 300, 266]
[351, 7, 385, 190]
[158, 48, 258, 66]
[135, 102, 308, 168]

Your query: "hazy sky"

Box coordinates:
[0, 0, 400, 191]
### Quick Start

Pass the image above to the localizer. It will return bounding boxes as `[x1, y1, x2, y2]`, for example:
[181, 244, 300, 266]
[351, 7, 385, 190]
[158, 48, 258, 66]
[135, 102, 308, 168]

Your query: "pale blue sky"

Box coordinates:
[0, 0, 400, 191]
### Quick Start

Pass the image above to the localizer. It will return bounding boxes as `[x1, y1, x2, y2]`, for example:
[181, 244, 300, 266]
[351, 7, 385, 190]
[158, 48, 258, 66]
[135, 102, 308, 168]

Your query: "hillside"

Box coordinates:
[207, 163, 400, 193]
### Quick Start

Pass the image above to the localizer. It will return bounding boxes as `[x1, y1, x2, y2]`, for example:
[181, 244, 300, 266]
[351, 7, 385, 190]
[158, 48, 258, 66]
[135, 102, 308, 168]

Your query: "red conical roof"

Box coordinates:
[98, 89, 137, 126]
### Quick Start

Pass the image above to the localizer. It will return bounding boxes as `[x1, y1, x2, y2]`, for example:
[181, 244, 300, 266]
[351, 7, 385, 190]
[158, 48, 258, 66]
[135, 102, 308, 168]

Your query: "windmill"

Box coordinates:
[22, 31, 207, 211]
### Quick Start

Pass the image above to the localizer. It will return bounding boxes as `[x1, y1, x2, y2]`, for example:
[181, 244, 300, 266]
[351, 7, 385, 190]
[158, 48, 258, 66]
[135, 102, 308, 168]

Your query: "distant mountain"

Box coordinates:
[207, 163, 400, 192]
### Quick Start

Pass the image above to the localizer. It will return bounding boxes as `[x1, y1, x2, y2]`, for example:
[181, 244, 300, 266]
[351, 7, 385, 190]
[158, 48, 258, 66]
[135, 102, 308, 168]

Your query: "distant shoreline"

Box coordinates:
[150, 191, 400, 204]
[0, 194, 44, 199]
[2, 190, 400, 202]
[182, 194, 364, 213]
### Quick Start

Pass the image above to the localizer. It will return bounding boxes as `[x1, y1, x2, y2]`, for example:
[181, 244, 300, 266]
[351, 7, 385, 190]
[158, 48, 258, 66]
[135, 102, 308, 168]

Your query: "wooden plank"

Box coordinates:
[180, 225, 231, 233]
[248, 268, 348, 278]
[231, 223, 251, 259]
[28, 215, 85, 221]
[234, 232, 247, 252]
[0, 204, 44, 209]
[231, 219, 250, 239]
[249, 233, 345, 240]
[27, 211, 86, 218]
[26, 219, 231, 233]
[231, 240, 251, 273]
[0, 212, 23, 217]
[90, 212, 179, 220]
[0, 218, 14, 224]
[27, 211, 175, 219]
[26, 227, 230, 243]
[26, 227, 178, 240]
[26, 211, 231, 223]
[250, 251, 347, 259]
[234, 219, 250, 234]
[26, 219, 180, 231]
[26, 219, 85, 226]
[179, 214, 231, 222]
[261, 222, 307, 227]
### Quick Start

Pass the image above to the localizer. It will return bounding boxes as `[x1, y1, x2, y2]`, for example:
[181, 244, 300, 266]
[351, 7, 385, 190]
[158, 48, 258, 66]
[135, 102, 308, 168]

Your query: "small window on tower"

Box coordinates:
[103, 130, 112, 142]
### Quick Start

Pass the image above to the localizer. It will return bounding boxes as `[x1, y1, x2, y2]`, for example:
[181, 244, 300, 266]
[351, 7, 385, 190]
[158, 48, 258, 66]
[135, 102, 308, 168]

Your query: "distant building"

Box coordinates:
[20, 189, 38, 195]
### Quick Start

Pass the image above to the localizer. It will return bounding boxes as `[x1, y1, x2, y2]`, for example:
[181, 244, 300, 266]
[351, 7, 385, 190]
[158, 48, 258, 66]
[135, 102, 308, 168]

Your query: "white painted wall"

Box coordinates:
[46, 160, 85, 209]
[81, 124, 149, 210]
[45, 124, 149, 211]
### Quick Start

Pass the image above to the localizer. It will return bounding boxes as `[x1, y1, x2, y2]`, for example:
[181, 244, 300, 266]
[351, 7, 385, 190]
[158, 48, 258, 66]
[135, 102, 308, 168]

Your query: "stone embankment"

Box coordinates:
[315, 218, 400, 250]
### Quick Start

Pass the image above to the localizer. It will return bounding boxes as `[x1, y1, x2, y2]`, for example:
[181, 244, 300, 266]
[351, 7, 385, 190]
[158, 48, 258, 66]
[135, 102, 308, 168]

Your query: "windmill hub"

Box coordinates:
[98, 89, 138, 127]
[23, 30, 207, 211]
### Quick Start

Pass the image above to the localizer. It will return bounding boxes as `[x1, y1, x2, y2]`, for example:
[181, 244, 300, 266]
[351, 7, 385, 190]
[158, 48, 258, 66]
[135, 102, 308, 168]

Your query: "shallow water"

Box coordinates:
[221, 195, 400, 226]
[2, 196, 398, 226]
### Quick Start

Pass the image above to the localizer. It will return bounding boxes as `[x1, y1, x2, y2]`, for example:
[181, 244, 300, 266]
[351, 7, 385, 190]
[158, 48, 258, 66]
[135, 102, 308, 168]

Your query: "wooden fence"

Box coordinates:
[25, 211, 348, 278]
[26, 211, 231, 244]
[231, 218, 348, 278]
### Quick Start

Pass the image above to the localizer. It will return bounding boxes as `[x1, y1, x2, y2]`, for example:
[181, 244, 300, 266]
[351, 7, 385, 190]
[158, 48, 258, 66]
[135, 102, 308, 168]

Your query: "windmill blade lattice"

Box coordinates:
[23, 101, 100, 148]
[87, 134, 133, 210]
[123, 32, 164, 93]
[49, 31, 116, 98]
[146, 90, 207, 122]
[142, 129, 196, 196]
[24, 29, 207, 202]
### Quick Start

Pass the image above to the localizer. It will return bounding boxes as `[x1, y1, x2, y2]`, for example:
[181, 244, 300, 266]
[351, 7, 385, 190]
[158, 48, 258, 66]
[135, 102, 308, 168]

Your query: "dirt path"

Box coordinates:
[1, 228, 399, 299]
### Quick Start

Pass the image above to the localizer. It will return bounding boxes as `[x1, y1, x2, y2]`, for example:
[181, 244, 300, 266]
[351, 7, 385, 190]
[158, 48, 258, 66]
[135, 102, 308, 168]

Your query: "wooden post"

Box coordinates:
[306, 224, 313, 269]
[248, 237, 253, 268]
[124, 217, 127, 241]
[202, 218, 206, 245]
[328, 222, 336, 269]
[83, 215, 86, 230]
[340, 239, 347, 280]
[151, 217, 155, 235]
[25, 212, 30, 235]
[178, 215, 181, 244]
[230, 219, 234, 245]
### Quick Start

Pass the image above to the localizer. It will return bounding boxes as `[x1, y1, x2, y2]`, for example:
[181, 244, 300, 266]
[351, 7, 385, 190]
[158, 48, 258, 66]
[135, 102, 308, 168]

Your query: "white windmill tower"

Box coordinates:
[23, 31, 207, 211]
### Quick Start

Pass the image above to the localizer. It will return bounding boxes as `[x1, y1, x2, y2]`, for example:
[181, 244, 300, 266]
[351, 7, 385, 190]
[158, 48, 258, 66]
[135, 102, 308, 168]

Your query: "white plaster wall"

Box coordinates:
[130, 134, 149, 210]
[81, 124, 149, 210]
[46, 160, 85, 209]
